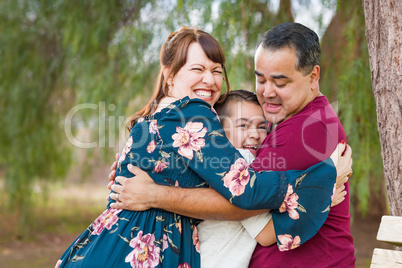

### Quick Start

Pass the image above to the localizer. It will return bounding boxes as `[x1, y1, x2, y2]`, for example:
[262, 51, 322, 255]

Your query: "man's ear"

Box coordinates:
[310, 65, 320, 91]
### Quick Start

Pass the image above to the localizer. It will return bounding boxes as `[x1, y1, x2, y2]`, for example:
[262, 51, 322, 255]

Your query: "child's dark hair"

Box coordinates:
[214, 89, 260, 121]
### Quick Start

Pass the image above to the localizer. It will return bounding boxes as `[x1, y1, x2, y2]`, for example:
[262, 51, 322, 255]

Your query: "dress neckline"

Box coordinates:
[146, 97, 190, 120]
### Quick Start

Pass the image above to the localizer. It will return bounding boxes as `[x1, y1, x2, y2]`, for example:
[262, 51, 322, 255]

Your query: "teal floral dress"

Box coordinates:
[56, 97, 337, 268]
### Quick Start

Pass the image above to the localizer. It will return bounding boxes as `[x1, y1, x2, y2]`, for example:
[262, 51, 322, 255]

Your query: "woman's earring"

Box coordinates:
[168, 82, 174, 95]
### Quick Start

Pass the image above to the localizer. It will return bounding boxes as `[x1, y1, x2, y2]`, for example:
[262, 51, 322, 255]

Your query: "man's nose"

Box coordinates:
[263, 83, 276, 98]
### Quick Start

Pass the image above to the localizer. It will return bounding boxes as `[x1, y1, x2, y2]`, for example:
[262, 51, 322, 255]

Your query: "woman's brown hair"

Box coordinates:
[126, 26, 230, 131]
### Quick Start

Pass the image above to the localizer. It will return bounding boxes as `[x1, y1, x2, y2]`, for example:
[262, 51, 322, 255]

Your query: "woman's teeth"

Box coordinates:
[195, 90, 212, 98]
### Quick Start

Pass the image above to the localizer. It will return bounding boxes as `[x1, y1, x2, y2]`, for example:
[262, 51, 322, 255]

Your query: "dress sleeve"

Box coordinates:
[158, 98, 337, 249]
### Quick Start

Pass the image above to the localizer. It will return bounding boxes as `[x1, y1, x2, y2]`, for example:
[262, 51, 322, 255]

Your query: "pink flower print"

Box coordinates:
[55, 260, 62, 268]
[154, 160, 169, 173]
[125, 231, 160, 268]
[149, 120, 159, 135]
[124, 136, 134, 152]
[279, 184, 300, 220]
[278, 234, 301, 251]
[175, 180, 179, 187]
[138, 117, 144, 123]
[172, 122, 207, 160]
[119, 154, 126, 165]
[211, 107, 220, 120]
[223, 158, 250, 196]
[177, 222, 182, 234]
[147, 140, 156, 153]
[192, 226, 200, 253]
[118, 136, 133, 166]
[178, 263, 191, 268]
[162, 234, 168, 251]
[91, 208, 122, 235]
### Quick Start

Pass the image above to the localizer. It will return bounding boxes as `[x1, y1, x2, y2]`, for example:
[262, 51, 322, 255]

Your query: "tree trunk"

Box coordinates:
[362, 0, 402, 216]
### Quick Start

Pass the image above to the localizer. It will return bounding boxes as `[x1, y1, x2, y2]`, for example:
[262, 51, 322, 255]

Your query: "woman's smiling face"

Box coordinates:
[169, 42, 223, 106]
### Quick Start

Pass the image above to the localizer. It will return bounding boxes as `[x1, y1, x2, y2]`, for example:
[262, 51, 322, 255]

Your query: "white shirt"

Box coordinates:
[198, 149, 272, 268]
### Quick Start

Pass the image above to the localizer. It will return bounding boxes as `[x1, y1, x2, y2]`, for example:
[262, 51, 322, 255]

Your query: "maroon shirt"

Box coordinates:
[249, 96, 355, 268]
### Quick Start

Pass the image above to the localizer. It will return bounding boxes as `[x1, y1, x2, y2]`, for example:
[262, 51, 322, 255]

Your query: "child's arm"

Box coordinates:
[254, 220, 276, 247]
[241, 213, 276, 247]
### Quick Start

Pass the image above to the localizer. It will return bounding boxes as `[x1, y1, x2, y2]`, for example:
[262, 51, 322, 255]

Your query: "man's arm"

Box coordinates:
[110, 164, 268, 221]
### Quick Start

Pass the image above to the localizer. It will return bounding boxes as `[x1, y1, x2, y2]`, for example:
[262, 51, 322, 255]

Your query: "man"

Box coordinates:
[110, 23, 355, 267]
[248, 22, 355, 267]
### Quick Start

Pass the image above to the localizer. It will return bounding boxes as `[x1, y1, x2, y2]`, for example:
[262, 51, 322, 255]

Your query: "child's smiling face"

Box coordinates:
[221, 101, 268, 156]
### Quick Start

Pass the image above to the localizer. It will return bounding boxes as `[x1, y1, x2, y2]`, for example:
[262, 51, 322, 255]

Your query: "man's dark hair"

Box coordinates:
[256, 22, 321, 75]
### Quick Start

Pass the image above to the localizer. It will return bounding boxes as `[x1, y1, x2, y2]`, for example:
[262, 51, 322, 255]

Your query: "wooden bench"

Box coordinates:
[371, 215, 402, 267]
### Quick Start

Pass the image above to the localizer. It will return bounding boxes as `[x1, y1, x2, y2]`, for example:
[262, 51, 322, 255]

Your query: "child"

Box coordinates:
[198, 89, 274, 268]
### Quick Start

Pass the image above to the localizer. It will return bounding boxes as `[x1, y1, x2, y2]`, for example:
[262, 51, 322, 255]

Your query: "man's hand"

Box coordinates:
[109, 164, 160, 211]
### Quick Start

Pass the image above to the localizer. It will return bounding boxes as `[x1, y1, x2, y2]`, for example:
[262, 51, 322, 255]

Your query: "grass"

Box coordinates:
[1, 185, 106, 236]
[0, 179, 391, 268]
[0, 181, 108, 267]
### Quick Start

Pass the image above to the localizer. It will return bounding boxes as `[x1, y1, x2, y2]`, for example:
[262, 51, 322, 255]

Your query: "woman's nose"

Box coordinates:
[202, 70, 214, 85]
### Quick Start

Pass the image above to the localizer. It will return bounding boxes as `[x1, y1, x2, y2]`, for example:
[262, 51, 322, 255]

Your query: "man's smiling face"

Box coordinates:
[254, 45, 319, 124]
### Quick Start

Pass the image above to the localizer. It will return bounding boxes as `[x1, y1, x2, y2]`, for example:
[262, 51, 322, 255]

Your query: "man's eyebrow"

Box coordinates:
[254, 71, 289, 80]
[254, 70, 264, 77]
[271, 74, 289, 80]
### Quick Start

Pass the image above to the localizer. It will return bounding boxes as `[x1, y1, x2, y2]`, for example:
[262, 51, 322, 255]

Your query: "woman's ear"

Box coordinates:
[162, 66, 172, 84]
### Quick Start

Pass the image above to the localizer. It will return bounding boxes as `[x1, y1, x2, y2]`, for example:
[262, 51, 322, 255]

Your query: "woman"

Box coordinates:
[56, 26, 350, 268]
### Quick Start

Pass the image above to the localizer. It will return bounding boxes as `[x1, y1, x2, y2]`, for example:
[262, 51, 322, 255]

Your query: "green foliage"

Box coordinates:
[0, 0, 158, 228]
[0, 0, 382, 228]
[333, 0, 383, 214]
[0, 1, 72, 221]
[205, 0, 279, 90]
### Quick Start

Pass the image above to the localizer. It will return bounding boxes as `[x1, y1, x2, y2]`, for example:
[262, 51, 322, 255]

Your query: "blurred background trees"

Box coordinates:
[0, 0, 384, 229]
